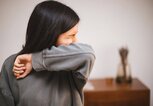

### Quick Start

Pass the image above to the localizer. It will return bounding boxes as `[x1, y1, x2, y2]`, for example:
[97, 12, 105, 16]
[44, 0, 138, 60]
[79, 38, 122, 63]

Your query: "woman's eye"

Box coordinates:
[70, 34, 76, 38]
[71, 34, 75, 37]
[66, 34, 76, 39]
[66, 37, 71, 39]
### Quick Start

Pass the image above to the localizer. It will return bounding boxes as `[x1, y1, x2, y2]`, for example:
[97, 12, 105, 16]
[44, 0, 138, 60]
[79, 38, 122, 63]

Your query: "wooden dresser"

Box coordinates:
[84, 78, 150, 106]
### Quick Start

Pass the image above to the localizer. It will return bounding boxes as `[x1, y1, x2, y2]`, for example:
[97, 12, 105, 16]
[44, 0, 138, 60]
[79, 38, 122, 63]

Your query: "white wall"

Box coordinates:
[0, 0, 153, 105]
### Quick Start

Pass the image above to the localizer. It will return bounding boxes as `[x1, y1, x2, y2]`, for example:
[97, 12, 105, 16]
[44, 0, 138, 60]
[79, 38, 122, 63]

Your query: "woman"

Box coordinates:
[0, 1, 95, 106]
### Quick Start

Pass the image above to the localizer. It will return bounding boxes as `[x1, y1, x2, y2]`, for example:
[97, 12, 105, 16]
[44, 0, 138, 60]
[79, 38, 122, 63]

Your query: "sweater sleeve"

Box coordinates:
[0, 63, 15, 106]
[32, 43, 96, 78]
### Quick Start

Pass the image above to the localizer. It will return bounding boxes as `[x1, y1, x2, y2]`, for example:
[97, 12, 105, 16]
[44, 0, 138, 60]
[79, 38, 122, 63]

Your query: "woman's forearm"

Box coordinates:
[32, 43, 95, 77]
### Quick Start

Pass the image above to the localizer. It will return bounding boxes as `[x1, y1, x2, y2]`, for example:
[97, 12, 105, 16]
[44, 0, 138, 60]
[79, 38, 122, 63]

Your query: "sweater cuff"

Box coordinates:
[32, 51, 46, 71]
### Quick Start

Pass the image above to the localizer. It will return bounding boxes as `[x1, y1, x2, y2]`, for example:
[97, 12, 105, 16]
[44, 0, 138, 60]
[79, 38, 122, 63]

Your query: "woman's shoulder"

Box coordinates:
[2, 54, 17, 71]
[3, 54, 17, 64]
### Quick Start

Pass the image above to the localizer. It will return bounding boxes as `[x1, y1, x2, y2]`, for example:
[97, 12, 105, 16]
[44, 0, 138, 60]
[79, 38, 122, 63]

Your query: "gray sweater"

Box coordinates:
[0, 43, 95, 106]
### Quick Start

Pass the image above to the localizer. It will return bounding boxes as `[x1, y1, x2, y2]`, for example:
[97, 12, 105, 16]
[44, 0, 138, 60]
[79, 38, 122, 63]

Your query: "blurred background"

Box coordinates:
[0, 0, 153, 105]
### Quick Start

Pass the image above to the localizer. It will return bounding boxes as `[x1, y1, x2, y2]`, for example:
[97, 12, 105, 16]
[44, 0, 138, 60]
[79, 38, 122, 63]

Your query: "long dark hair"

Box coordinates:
[19, 0, 80, 55]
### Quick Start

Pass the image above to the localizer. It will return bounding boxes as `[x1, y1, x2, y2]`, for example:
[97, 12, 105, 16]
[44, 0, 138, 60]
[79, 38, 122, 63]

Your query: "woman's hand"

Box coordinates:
[13, 54, 32, 79]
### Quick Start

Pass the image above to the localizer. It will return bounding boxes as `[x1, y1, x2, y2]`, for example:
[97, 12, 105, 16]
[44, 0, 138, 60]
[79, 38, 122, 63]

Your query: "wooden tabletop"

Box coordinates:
[83, 78, 150, 106]
[84, 78, 150, 92]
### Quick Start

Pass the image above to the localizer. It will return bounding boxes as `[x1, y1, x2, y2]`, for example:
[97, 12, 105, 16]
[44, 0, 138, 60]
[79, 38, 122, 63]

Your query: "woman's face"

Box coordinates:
[56, 24, 78, 46]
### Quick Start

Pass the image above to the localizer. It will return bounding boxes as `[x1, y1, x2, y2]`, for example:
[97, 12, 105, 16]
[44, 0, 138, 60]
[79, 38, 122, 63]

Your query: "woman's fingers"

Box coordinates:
[13, 70, 25, 79]
[14, 63, 25, 68]
[13, 70, 24, 74]
[13, 65, 25, 78]
[13, 66, 26, 71]
[16, 71, 28, 79]
[13, 54, 32, 79]
[13, 66, 28, 79]
[14, 72, 20, 77]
